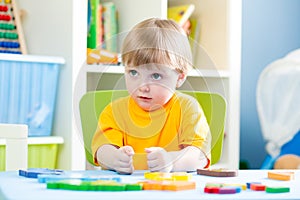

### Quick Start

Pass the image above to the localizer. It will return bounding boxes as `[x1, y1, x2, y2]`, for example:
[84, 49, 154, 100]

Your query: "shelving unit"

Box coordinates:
[73, 0, 241, 169]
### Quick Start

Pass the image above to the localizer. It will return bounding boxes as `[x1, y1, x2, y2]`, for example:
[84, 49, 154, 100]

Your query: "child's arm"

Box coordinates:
[145, 146, 207, 172]
[96, 144, 135, 174]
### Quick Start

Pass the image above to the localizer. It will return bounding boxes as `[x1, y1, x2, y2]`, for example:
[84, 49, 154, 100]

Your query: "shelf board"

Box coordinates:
[85, 65, 230, 78]
[0, 136, 64, 145]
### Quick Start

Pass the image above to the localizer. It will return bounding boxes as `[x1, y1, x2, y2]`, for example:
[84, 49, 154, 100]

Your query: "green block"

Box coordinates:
[266, 186, 290, 193]
[101, 184, 126, 191]
[125, 183, 143, 191]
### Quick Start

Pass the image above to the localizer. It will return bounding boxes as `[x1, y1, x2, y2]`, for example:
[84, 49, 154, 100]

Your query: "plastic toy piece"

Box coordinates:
[172, 172, 192, 181]
[265, 186, 290, 193]
[267, 171, 294, 181]
[223, 183, 247, 190]
[141, 180, 195, 191]
[47, 180, 128, 191]
[38, 173, 121, 183]
[250, 183, 266, 191]
[205, 182, 223, 188]
[246, 182, 261, 189]
[219, 186, 241, 194]
[204, 187, 220, 194]
[141, 181, 163, 190]
[125, 183, 143, 191]
[162, 181, 196, 191]
[197, 168, 238, 177]
[144, 172, 192, 181]
[19, 168, 64, 178]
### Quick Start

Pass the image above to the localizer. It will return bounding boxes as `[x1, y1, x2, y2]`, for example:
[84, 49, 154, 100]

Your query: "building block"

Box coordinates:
[204, 187, 220, 194]
[19, 168, 64, 178]
[144, 172, 192, 181]
[265, 186, 290, 193]
[205, 182, 223, 188]
[197, 168, 238, 177]
[250, 183, 266, 191]
[38, 173, 121, 183]
[140, 180, 195, 191]
[47, 179, 128, 191]
[246, 182, 261, 189]
[141, 181, 163, 190]
[223, 183, 247, 190]
[162, 181, 196, 191]
[219, 186, 241, 194]
[267, 171, 294, 181]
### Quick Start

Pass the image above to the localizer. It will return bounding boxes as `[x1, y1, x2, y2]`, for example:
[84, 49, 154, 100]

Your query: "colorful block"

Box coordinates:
[19, 168, 64, 178]
[219, 186, 241, 194]
[38, 173, 121, 183]
[144, 172, 192, 181]
[140, 180, 195, 191]
[265, 186, 290, 193]
[267, 171, 294, 181]
[246, 182, 261, 189]
[223, 183, 247, 190]
[197, 168, 238, 177]
[204, 187, 220, 194]
[250, 183, 266, 191]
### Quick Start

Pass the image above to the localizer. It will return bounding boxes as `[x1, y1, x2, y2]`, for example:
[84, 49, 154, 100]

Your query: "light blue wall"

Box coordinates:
[240, 0, 300, 168]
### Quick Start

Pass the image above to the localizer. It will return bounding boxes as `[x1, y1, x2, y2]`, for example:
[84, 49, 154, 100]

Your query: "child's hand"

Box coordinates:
[145, 147, 173, 172]
[114, 146, 135, 174]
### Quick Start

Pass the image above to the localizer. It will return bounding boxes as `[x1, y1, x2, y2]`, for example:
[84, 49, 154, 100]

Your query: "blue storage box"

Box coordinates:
[0, 54, 65, 136]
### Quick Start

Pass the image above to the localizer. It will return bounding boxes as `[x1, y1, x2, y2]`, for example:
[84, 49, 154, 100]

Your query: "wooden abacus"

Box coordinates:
[0, 0, 27, 54]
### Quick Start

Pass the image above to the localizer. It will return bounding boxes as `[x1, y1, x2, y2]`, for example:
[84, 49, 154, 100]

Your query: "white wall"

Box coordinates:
[17, 0, 73, 169]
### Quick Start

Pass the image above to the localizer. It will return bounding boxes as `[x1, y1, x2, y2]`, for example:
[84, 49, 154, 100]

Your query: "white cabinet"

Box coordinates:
[73, 0, 241, 169]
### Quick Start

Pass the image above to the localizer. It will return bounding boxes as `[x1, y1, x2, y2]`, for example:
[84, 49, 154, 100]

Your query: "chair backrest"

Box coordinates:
[79, 90, 226, 166]
[0, 123, 28, 171]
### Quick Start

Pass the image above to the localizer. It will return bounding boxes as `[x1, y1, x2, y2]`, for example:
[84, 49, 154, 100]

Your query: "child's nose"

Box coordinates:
[138, 84, 150, 92]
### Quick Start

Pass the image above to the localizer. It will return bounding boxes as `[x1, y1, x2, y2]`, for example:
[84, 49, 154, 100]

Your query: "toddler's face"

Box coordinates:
[125, 64, 185, 111]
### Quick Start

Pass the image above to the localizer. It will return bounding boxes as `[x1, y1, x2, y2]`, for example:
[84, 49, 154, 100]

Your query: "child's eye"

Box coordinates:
[129, 70, 138, 77]
[151, 73, 162, 80]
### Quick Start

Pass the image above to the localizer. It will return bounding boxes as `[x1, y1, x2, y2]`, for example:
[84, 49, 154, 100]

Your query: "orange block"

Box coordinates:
[250, 184, 266, 191]
[162, 181, 196, 191]
[140, 180, 196, 191]
[267, 171, 294, 181]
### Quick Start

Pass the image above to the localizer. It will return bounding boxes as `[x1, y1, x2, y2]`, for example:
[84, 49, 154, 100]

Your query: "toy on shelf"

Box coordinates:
[0, 0, 27, 54]
[86, 48, 119, 65]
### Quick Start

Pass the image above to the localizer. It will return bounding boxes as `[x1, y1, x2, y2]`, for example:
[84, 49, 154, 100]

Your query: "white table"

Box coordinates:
[0, 170, 299, 200]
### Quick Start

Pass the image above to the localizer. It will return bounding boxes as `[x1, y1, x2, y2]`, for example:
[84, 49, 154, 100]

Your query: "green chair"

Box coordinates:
[79, 90, 226, 167]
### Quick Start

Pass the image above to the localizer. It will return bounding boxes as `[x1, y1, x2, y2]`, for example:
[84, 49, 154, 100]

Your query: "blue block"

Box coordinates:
[19, 168, 64, 178]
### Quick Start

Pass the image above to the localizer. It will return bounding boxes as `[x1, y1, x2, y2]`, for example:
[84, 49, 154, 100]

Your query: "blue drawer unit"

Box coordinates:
[0, 54, 65, 136]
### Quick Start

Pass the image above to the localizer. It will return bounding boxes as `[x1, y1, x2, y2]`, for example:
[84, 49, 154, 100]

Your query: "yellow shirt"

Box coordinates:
[91, 92, 211, 169]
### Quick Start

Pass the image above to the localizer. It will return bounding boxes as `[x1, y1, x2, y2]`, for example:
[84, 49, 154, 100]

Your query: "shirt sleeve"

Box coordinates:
[91, 104, 124, 165]
[178, 95, 211, 165]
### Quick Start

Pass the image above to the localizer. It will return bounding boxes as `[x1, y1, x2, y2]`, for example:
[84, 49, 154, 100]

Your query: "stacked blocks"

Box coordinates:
[142, 172, 196, 191]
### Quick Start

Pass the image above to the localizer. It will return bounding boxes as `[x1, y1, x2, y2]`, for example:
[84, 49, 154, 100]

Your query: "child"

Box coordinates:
[91, 18, 211, 174]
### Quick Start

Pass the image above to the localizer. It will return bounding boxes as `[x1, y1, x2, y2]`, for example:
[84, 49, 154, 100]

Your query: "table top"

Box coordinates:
[0, 169, 299, 200]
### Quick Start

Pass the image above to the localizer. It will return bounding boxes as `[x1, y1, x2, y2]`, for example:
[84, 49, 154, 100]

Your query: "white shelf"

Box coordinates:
[85, 65, 231, 78]
[0, 136, 64, 145]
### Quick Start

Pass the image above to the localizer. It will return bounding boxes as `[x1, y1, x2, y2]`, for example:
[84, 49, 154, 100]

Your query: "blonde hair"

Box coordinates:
[121, 18, 193, 74]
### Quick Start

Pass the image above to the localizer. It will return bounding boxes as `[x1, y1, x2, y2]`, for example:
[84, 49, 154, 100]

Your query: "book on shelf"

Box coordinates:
[188, 18, 201, 61]
[87, 0, 99, 49]
[102, 2, 118, 53]
[87, 0, 119, 65]
[167, 4, 195, 27]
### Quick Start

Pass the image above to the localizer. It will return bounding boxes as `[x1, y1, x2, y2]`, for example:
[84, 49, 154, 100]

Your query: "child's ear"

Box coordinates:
[176, 73, 186, 88]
